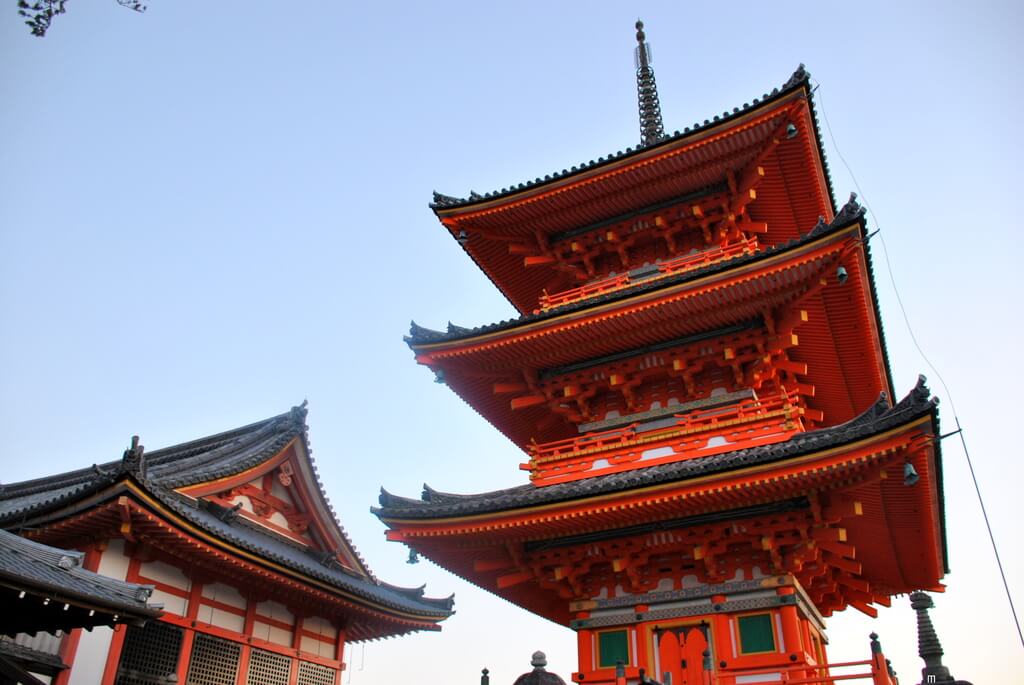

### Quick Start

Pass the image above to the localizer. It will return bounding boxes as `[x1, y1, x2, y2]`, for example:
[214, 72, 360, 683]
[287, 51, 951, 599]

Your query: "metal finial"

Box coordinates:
[633, 19, 665, 147]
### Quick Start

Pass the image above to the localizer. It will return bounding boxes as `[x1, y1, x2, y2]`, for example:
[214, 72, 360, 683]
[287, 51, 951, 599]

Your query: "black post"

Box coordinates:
[480, 667, 489, 685]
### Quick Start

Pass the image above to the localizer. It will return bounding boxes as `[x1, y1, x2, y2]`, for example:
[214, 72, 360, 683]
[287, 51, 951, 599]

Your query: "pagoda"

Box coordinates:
[0, 405, 452, 685]
[375, 23, 946, 685]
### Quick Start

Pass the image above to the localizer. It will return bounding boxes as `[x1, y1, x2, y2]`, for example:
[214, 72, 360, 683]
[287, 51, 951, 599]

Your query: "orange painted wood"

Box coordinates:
[98, 625, 127, 685]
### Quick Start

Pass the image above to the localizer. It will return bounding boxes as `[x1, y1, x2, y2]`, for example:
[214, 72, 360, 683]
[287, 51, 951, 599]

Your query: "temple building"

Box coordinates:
[374, 22, 947, 685]
[0, 529, 161, 684]
[0, 404, 452, 685]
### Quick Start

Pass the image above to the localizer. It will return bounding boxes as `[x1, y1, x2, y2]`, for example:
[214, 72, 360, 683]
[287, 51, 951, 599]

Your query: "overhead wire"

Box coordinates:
[812, 79, 1023, 650]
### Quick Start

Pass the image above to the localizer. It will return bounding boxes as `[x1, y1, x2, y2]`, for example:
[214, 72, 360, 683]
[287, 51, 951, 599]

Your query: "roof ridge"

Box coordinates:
[430, 64, 814, 211]
[145, 407, 301, 463]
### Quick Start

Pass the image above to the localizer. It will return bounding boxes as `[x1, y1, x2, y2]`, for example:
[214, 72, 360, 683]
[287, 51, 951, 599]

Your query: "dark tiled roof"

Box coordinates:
[0, 407, 307, 523]
[153, 487, 453, 616]
[0, 407, 454, 621]
[0, 639, 65, 672]
[430, 65, 837, 215]
[0, 529, 160, 617]
[407, 193, 867, 346]
[374, 377, 938, 520]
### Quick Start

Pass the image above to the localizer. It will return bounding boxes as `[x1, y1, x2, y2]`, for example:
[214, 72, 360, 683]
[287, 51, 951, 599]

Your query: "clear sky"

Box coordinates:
[1, 1, 1022, 683]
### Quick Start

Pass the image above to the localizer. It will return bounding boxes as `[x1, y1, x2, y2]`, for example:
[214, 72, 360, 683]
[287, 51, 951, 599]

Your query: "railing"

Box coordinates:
[724, 634, 899, 685]
[536, 238, 759, 311]
[530, 390, 799, 460]
[481, 635, 899, 684]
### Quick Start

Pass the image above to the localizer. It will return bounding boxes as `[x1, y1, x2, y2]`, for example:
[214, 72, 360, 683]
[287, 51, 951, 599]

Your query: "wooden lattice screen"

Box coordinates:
[115, 622, 184, 685]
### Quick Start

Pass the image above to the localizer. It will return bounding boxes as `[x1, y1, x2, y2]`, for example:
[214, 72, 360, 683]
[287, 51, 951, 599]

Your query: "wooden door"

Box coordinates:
[657, 625, 710, 685]
[658, 629, 681, 685]
[678, 626, 708, 685]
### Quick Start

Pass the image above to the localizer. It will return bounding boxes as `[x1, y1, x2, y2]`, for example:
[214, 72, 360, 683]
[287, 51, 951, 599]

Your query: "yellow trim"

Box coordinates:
[596, 627, 632, 668]
[177, 438, 297, 495]
[735, 611, 778, 655]
[381, 415, 931, 527]
[119, 482, 446, 624]
[413, 226, 859, 351]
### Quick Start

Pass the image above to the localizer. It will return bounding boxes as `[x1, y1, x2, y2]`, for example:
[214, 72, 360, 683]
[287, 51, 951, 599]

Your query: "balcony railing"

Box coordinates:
[536, 238, 759, 312]
[524, 389, 805, 485]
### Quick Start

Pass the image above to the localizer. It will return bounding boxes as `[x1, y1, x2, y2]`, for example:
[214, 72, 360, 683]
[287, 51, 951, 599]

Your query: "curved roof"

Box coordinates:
[427, 66, 839, 314]
[374, 377, 939, 521]
[0, 407, 454, 635]
[406, 195, 893, 446]
[0, 528, 160, 635]
[430, 65, 833, 213]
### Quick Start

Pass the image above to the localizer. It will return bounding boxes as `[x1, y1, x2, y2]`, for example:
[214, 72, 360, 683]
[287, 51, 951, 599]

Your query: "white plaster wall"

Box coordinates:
[229, 494, 254, 513]
[252, 620, 293, 647]
[300, 635, 321, 656]
[150, 588, 187, 616]
[68, 541, 129, 685]
[268, 511, 290, 530]
[138, 559, 189, 590]
[201, 582, 245, 609]
[96, 540, 130, 581]
[268, 624, 293, 647]
[303, 616, 336, 640]
[256, 600, 293, 624]
[196, 604, 244, 632]
[271, 478, 290, 502]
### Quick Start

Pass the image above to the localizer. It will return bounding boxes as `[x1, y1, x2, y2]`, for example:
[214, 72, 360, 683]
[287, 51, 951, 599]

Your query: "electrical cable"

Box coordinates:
[813, 80, 1024, 650]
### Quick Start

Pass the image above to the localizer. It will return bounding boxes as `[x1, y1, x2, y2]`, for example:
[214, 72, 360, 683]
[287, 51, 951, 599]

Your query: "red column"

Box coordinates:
[99, 546, 130, 685]
[175, 579, 204, 684]
[776, 588, 803, 658]
[287, 617, 303, 685]
[237, 600, 258, 685]
[54, 545, 104, 685]
[334, 628, 347, 685]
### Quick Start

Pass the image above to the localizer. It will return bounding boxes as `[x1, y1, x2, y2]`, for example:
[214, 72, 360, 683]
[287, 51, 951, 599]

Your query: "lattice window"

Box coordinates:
[115, 621, 184, 685]
[246, 648, 292, 685]
[297, 660, 336, 685]
[185, 632, 241, 685]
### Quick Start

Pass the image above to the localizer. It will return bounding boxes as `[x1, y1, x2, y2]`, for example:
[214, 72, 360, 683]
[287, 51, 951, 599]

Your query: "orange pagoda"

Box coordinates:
[375, 23, 947, 685]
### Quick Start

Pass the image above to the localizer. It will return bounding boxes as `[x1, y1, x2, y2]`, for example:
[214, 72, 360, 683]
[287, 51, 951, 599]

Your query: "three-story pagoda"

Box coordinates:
[375, 23, 946, 685]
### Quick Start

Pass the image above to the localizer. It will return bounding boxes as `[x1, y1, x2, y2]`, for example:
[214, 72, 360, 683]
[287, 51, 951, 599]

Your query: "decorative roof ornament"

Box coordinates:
[634, 20, 666, 148]
[120, 435, 146, 479]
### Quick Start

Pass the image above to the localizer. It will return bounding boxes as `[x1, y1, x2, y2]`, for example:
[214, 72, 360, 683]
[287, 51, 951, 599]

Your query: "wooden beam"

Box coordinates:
[473, 558, 513, 573]
[496, 570, 535, 589]
[493, 382, 529, 395]
[511, 395, 548, 410]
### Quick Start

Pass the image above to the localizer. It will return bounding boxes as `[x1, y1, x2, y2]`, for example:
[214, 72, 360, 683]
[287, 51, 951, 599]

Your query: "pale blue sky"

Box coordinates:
[2, 2, 1022, 682]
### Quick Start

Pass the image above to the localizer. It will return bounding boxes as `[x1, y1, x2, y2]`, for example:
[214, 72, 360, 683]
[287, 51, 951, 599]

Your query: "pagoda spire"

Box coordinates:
[634, 19, 666, 147]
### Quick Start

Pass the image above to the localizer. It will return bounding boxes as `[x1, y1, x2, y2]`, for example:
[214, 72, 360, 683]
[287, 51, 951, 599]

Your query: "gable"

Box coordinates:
[177, 439, 367, 576]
